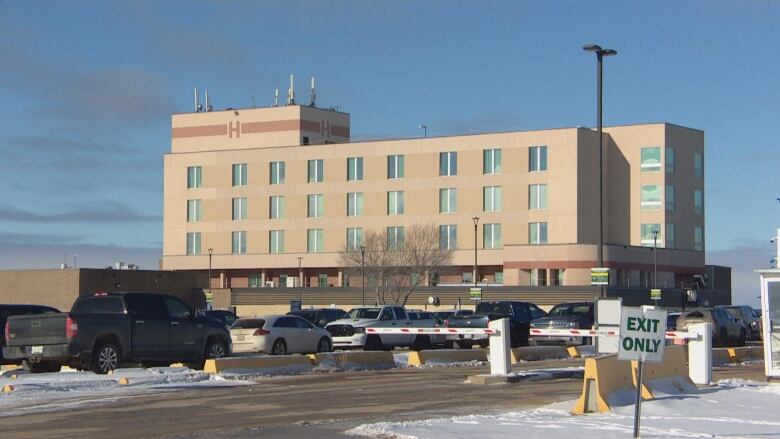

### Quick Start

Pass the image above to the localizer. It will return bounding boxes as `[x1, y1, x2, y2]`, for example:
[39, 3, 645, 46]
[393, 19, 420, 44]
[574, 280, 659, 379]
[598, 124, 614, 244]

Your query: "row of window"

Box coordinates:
[640, 223, 704, 251]
[640, 185, 704, 213]
[184, 222, 548, 256]
[640, 147, 703, 177]
[185, 147, 549, 189]
[186, 184, 551, 222]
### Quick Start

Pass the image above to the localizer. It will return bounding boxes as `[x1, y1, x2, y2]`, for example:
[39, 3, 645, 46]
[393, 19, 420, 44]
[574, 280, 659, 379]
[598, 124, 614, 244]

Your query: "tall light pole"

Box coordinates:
[418, 124, 427, 138]
[297, 256, 303, 303]
[583, 43, 617, 298]
[207, 248, 213, 297]
[472, 217, 480, 288]
[360, 245, 366, 306]
[652, 230, 659, 289]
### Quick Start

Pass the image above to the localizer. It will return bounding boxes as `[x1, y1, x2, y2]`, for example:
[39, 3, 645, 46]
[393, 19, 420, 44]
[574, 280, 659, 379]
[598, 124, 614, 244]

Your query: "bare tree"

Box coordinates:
[338, 223, 453, 306]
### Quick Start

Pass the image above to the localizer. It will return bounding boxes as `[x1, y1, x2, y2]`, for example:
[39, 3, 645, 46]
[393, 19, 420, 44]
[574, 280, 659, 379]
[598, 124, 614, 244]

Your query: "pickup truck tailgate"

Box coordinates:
[6, 313, 69, 346]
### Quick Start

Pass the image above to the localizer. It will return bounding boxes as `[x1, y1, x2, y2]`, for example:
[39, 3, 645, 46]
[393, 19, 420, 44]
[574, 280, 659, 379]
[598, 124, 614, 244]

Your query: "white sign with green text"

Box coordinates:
[617, 306, 668, 363]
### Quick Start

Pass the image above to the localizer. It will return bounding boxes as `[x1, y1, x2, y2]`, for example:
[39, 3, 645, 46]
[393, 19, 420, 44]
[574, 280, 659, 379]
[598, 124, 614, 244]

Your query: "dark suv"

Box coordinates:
[445, 301, 547, 348]
[288, 308, 347, 328]
[1, 304, 59, 364]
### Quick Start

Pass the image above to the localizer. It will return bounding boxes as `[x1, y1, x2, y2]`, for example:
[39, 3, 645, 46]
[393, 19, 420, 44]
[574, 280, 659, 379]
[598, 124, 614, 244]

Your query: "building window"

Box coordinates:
[387, 154, 405, 179]
[308, 159, 324, 183]
[232, 197, 247, 220]
[483, 186, 502, 212]
[347, 157, 363, 181]
[187, 166, 202, 189]
[439, 188, 457, 213]
[232, 163, 247, 186]
[483, 223, 502, 249]
[270, 161, 285, 185]
[483, 148, 501, 174]
[308, 194, 324, 218]
[440, 151, 457, 176]
[269, 230, 284, 253]
[494, 271, 504, 284]
[187, 199, 202, 222]
[640, 147, 661, 172]
[530, 269, 548, 286]
[186, 232, 201, 255]
[387, 226, 405, 250]
[529, 222, 547, 245]
[232, 231, 247, 254]
[694, 152, 703, 178]
[347, 227, 363, 250]
[249, 274, 262, 288]
[550, 269, 564, 286]
[307, 229, 324, 253]
[270, 196, 284, 219]
[462, 272, 473, 284]
[666, 147, 675, 173]
[439, 225, 457, 250]
[666, 224, 675, 249]
[529, 184, 548, 210]
[318, 274, 328, 288]
[529, 146, 547, 171]
[694, 189, 703, 215]
[347, 192, 364, 216]
[387, 191, 404, 215]
[665, 185, 675, 212]
[694, 226, 704, 251]
[641, 185, 661, 210]
[640, 223, 661, 247]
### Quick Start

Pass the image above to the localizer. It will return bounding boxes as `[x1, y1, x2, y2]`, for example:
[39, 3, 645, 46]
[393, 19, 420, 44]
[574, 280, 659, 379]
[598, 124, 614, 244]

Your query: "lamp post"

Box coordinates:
[297, 256, 303, 303]
[472, 217, 480, 288]
[207, 248, 213, 296]
[583, 43, 617, 298]
[652, 230, 658, 289]
[418, 124, 427, 138]
[360, 245, 366, 306]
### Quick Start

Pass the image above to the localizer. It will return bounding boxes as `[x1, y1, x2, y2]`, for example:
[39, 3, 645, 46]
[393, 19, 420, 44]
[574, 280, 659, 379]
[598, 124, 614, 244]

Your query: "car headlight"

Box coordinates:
[568, 321, 579, 328]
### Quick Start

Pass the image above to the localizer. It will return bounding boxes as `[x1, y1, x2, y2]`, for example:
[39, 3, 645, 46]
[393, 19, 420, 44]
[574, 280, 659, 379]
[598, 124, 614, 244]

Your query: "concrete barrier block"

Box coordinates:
[567, 346, 582, 359]
[572, 354, 633, 414]
[511, 346, 568, 363]
[408, 349, 487, 367]
[631, 345, 693, 399]
[312, 351, 395, 370]
[118, 377, 130, 385]
[2, 384, 14, 393]
[203, 355, 315, 374]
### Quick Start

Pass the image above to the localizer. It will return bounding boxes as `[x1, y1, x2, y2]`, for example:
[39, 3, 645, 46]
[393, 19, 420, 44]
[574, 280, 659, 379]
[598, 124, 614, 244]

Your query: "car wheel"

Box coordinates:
[205, 339, 228, 359]
[455, 341, 474, 349]
[23, 360, 61, 373]
[271, 339, 287, 355]
[90, 342, 120, 374]
[411, 335, 430, 351]
[364, 335, 382, 351]
[317, 337, 332, 353]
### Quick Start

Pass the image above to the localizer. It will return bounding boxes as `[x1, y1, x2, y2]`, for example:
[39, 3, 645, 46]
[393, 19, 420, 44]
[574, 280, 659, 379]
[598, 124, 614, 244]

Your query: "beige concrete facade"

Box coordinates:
[162, 104, 705, 291]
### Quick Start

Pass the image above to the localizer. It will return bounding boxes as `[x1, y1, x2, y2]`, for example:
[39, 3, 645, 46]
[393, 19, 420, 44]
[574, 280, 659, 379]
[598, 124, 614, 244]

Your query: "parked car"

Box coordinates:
[326, 306, 429, 351]
[445, 301, 547, 349]
[721, 305, 761, 340]
[287, 308, 347, 328]
[407, 310, 449, 348]
[3, 292, 231, 374]
[230, 315, 332, 355]
[529, 302, 593, 346]
[432, 309, 473, 326]
[667, 312, 681, 331]
[676, 307, 746, 347]
[1, 304, 60, 365]
[203, 309, 239, 327]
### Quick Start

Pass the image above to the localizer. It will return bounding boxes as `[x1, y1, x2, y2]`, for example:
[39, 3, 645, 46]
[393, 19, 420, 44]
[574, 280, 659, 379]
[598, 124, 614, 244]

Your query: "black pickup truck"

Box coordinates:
[445, 301, 547, 348]
[3, 292, 231, 374]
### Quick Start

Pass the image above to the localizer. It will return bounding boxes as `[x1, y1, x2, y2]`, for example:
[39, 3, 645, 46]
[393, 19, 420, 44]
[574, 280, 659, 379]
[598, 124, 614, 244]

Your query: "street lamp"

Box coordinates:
[418, 124, 427, 138]
[207, 248, 213, 296]
[583, 43, 617, 298]
[360, 245, 366, 306]
[297, 257, 303, 303]
[652, 230, 658, 289]
[472, 217, 480, 288]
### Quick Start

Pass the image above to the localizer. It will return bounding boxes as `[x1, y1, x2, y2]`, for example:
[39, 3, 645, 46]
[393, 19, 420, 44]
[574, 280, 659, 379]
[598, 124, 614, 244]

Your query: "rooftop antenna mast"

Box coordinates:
[194, 87, 203, 112]
[287, 74, 295, 105]
[205, 89, 212, 112]
[309, 76, 316, 107]
[274, 89, 279, 107]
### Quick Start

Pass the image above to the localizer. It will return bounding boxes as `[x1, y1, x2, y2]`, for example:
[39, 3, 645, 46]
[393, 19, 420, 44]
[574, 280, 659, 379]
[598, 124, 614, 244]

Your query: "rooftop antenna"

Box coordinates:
[205, 89, 212, 112]
[251, 96, 255, 108]
[274, 89, 279, 107]
[287, 74, 295, 105]
[194, 87, 203, 112]
[309, 76, 316, 107]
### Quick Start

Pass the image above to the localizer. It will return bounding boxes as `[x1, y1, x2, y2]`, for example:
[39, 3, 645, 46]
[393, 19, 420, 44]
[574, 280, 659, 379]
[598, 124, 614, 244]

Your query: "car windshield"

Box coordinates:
[346, 308, 381, 319]
[548, 304, 590, 317]
[475, 302, 511, 315]
[233, 318, 266, 329]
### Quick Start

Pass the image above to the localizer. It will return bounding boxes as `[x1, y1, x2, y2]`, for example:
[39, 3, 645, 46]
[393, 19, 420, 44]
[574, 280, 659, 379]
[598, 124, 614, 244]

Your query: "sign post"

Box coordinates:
[590, 267, 610, 286]
[469, 287, 482, 301]
[618, 306, 668, 438]
[650, 288, 661, 306]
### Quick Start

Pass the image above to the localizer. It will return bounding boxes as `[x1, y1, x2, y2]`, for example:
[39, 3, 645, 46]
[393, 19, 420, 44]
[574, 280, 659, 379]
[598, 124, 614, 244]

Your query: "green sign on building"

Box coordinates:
[469, 288, 482, 301]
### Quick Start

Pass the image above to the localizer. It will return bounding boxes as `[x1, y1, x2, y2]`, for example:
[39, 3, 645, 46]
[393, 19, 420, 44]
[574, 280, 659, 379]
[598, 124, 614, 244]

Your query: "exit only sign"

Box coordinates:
[617, 306, 668, 363]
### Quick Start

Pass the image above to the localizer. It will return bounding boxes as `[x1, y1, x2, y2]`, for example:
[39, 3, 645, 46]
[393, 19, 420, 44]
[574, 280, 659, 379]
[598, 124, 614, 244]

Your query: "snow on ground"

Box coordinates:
[346, 379, 780, 438]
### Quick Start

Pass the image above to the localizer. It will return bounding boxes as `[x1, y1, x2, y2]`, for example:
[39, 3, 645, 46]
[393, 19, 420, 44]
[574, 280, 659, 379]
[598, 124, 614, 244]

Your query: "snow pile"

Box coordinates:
[347, 379, 780, 438]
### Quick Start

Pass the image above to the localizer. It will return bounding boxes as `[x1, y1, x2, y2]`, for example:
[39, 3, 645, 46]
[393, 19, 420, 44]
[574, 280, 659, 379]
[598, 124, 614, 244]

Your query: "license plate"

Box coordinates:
[237, 335, 245, 341]
[31, 345, 43, 354]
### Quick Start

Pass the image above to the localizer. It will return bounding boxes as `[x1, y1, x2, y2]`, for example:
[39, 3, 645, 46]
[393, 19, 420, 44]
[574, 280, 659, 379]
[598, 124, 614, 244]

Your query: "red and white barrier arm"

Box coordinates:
[530, 328, 699, 340]
[364, 327, 499, 335]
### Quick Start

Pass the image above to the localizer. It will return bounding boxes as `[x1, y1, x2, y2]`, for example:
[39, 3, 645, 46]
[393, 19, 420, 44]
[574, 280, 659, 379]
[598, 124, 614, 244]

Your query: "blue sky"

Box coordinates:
[0, 1, 777, 305]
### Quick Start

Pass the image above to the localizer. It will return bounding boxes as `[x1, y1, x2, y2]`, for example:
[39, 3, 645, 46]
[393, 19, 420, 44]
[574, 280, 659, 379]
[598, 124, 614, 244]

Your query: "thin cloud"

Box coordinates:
[0, 202, 161, 224]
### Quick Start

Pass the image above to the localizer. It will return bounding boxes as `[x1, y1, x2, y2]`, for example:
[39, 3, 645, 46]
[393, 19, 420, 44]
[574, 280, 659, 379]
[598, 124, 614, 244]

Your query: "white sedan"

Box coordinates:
[230, 314, 333, 355]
